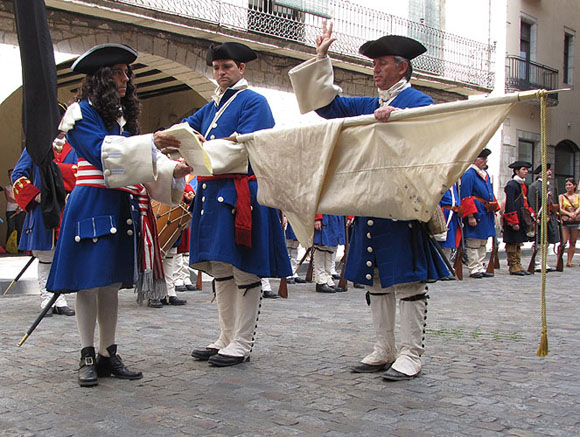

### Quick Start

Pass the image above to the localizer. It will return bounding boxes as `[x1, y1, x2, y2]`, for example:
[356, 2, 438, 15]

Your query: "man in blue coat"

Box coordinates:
[12, 123, 77, 316]
[186, 42, 291, 367]
[460, 148, 499, 278]
[289, 23, 449, 381]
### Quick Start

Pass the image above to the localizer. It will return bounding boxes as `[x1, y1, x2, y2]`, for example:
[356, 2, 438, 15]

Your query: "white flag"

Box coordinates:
[232, 91, 536, 247]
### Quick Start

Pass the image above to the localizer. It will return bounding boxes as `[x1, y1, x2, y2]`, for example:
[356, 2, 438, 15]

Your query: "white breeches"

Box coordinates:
[163, 247, 178, 297]
[362, 273, 428, 377]
[32, 249, 68, 309]
[313, 245, 336, 286]
[287, 239, 299, 278]
[207, 262, 262, 358]
[466, 238, 487, 274]
[174, 252, 193, 286]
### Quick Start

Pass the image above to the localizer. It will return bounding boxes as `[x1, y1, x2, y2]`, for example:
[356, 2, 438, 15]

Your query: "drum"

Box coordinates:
[151, 201, 192, 258]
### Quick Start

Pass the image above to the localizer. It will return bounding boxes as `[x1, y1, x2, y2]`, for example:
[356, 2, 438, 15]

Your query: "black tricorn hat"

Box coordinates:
[206, 42, 258, 66]
[359, 35, 426, 60]
[508, 160, 532, 169]
[478, 148, 492, 158]
[533, 163, 551, 174]
[72, 43, 138, 74]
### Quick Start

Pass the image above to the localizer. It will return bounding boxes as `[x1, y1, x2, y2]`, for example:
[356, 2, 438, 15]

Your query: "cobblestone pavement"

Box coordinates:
[1, 249, 579, 437]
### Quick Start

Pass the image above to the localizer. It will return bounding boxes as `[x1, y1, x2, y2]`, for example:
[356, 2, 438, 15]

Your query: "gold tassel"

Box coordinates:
[537, 329, 548, 357]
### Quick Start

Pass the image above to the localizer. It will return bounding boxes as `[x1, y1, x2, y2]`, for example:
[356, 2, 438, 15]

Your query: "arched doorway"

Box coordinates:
[555, 139, 580, 194]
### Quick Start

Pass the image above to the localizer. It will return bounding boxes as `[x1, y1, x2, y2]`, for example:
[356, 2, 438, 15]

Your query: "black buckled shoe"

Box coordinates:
[185, 284, 198, 291]
[191, 347, 219, 361]
[469, 272, 484, 278]
[286, 277, 296, 284]
[333, 285, 347, 292]
[510, 271, 527, 276]
[353, 283, 365, 289]
[96, 345, 143, 380]
[315, 283, 336, 293]
[78, 346, 98, 387]
[351, 363, 388, 373]
[481, 272, 494, 278]
[208, 354, 248, 367]
[53, 305, 75, 316]
[293, 277, 308, 283]
[147, 299, 163, 308]
[263, 289, 279, 299]
[162, 296, 187, 305]
[175, 284, 188, 292]
[382, 367, 419, 381]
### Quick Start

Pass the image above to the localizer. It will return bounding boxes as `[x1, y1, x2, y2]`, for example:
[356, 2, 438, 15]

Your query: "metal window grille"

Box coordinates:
[273, 0, 330, 18]
[115, 0, 495, 89]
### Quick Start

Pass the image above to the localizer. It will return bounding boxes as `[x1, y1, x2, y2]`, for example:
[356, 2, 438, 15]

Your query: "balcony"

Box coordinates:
[114, 0, 495, 90]
[505, 55, 559, 103]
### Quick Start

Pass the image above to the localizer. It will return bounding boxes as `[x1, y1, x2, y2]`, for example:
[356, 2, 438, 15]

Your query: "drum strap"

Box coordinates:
[75, 158, 166, 300]
[198, 174, 256, 248]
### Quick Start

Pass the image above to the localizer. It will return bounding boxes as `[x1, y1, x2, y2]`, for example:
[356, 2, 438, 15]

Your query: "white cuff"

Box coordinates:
[101, 133, 157, 188]
[58, 102, 83, 133]
[288, 56, 342, 114]
[204, 139, 248, 175]
[144, 154, 183, 205]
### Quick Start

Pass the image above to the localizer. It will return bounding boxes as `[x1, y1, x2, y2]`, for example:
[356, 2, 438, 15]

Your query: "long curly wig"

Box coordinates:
[76, 65, 141, 135]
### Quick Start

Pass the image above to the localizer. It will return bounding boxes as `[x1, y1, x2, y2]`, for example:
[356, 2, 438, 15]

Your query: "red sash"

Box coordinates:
[76, 158, 165, 300]
[197, 174, 256, 248]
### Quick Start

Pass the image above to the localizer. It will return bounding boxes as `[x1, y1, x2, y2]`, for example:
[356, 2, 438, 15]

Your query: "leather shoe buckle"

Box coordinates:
[84, 357, 94, 366]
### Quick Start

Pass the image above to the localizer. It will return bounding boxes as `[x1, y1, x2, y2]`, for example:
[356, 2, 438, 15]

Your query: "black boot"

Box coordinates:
[78, 346, 98, 387]
[96, 345, 143, 380]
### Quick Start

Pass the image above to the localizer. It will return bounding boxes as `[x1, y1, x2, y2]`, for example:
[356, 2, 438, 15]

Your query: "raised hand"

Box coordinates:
[316, 20, 337, 57]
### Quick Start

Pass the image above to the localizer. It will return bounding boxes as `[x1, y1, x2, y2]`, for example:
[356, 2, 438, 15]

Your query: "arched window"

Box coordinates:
[555, 140, 579, 194]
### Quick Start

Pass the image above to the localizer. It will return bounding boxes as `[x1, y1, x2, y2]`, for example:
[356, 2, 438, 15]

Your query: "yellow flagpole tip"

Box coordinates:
[17, 333, 29, 347]
[3, 281, 17, 295]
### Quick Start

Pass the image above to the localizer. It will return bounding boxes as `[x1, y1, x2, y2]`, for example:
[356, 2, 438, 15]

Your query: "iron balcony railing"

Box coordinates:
[116, 0, 495, 89]
[505, 55, 559, 91]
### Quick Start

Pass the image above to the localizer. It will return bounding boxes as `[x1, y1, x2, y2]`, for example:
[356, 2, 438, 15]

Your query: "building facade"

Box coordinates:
[502, 0, 579, 195]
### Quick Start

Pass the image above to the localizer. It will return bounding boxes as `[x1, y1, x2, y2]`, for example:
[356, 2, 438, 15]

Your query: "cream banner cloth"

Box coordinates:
[220, 91, 537, 247]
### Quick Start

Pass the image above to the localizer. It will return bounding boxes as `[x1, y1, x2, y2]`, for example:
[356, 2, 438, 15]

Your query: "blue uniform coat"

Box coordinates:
[460, 167, 497, 240]
[47, 100, 142, 292]
[184, 88, 291, 278]
[315, 88, 449, 288]
[12, 147, 78, 251]
[313, 215, 345, 247]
